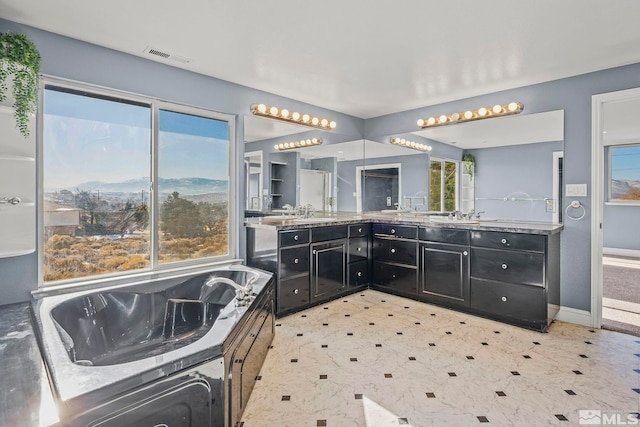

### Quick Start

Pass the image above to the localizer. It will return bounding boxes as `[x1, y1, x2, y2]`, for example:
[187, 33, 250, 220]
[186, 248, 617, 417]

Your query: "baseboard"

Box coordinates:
[603, 247, 640, 258]
[555, 306, 592, 327]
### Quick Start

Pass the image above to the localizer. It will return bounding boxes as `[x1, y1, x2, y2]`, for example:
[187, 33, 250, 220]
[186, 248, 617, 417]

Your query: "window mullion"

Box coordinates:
[150, 104, 160, 268]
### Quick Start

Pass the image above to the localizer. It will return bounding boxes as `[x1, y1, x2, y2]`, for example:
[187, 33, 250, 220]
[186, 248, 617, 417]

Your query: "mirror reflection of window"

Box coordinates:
[429, 159, 458, 212]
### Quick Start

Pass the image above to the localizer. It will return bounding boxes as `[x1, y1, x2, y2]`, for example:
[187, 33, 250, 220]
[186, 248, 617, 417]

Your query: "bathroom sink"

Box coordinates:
[292, 217, 337, 223]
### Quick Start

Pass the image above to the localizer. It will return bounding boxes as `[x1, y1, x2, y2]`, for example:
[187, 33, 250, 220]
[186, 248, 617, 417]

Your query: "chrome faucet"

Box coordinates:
[475, 211, 486, 219]
[295, 204, 314, 219]
[203, 276, 253, 305]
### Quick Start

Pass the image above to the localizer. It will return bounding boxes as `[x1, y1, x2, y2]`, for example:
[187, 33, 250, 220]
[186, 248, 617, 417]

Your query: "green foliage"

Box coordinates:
[161, 192, 205, 238]
[0, 32, 41, 137]
[462, 152, 475, 179]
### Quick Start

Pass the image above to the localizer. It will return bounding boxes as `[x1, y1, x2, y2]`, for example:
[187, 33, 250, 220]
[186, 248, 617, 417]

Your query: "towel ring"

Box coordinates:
[565, 201, 586, 221]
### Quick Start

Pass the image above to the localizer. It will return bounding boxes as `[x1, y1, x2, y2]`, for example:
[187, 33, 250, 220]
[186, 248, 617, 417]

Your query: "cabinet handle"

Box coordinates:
[501, 296, 507, 302]
[358, 227, 362, 233]
[357, 247, 362, 251]
[294, 235, 299, 241]
[501, 238, 508, 245]
[501, 263, 508, 270]
[294, 289, 299, 294]
[392, 274, 396, 278]
[313, 250, 317, 255]
[463, 251, 468, 256]
[391, 248, 396, 253]
[391, 228, 396, 234]
[357, 271, 362, 277]
[294, 258, 299, 264]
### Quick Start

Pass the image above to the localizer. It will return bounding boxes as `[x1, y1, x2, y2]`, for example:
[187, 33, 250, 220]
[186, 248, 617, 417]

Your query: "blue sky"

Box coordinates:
[43, 88, 229, 190]
[611, 145, 640, 181]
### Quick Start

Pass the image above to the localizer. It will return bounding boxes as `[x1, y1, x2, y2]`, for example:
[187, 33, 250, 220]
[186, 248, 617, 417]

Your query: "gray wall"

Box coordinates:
[0, 18, 363, 305]
[470, 141, 563, 222]
[3, 18, 640, 312]
[365, 64, 640, 312]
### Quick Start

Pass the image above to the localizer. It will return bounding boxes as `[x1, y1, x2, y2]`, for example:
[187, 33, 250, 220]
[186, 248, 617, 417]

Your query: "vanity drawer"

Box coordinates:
[372, 238, 417, 266]
[311, 225, 348, 242]
[470, 278, 546, 326]
[470, 231, 545, 252]
[372, 223, 417, 239]
[349, 223, 370, 238]
[278, 276, 310, 314]
[348, 260, 370, 287]
[348, 237, 369, 263]
[279, 246, 310, 279]
[279, 229, 310, 247]
[471, 248, 544, 287]
[419, 227, 469, 245]
[372, 261, 417, 294]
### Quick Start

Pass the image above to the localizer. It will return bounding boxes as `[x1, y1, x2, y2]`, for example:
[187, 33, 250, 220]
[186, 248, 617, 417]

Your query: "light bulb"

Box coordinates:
[269, 106, 279, 116]
[329, 121, 337, 129]
[302, 114, 310, 123]
[257, 104, 267, 114]
[478, 107, 487, 117]
[311, 117, 320, 126]
[417, 119, 425, 127]
[464, 110, 473, 119]
[508, 102, 519, 112]
[281, 109, 290, 118]
[320, 118, 328, 127]
[410, 141, 416, 147]
[300, 140, 306, 146]
[278, 143, 285, 149]
[274, 144, 279, 150]
[427, 117, 436, 126]
[439, 115, 448, 124]
[492, 104, 502, 114]
[292, 112, 301, 120]
[451, 112, 460, 121]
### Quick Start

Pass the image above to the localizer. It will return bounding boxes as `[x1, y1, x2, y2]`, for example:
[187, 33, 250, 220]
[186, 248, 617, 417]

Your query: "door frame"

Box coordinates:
[355, 163, 402, 213]
[590, 86, 640, 328]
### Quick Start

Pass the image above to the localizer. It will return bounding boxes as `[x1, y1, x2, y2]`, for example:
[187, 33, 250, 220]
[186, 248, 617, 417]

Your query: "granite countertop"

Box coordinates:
[0, 303, 59, 427]
[244, 212, 563, 235]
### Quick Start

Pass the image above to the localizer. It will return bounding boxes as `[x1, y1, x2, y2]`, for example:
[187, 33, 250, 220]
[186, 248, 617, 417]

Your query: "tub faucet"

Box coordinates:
[203, 277, 253, 305]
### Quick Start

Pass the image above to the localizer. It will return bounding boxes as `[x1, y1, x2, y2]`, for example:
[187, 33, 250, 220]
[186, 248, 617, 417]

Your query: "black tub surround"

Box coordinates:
[30, 264, 274, 427]
[0, 303, 58, 427]
[246, 214, 561, 331]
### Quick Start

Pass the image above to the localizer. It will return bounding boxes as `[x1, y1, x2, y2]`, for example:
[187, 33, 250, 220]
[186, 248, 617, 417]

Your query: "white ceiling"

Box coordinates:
[2, 1, 640, 119]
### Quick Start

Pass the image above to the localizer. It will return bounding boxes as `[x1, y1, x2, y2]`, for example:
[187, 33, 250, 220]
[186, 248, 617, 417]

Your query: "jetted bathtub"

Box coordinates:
[33, 264, 275, 426]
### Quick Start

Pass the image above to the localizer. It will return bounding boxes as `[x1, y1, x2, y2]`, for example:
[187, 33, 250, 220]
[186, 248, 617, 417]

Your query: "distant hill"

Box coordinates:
[71, 177, 228, 195]
[611, 179, 640, 199]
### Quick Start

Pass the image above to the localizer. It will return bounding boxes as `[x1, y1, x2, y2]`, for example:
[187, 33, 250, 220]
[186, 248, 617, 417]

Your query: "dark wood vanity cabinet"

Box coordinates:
[469, 230, 560, 331]
[310, 225, 348, 303]
[277, 229, 311, 315]
[418, 227, 470, 308]
[347, 224, 371, 287]
[371, 224, 418, 295]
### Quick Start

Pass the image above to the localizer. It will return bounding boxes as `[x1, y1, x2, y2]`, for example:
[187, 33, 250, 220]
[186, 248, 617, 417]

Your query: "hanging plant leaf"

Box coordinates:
[0, 32, 41, 138]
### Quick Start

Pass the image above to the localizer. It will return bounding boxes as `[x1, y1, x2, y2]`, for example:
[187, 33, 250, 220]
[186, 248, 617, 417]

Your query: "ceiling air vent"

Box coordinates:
[144, 46, 190, 64]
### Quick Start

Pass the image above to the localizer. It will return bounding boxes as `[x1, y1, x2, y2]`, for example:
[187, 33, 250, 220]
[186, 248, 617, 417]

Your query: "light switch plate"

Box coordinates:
[566, 183, 587, 197]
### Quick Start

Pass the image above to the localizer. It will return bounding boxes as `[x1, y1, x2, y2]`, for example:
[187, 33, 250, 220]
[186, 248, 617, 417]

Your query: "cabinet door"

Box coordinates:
[348, 237, 369, 264]
[278, 246, 309, 279]
[348, 260, 370, 287]
[372, 261, 417, 295]
[420, 242, 469, 307]
[310, 240, 347, 302]
[278, 276, 310, 314]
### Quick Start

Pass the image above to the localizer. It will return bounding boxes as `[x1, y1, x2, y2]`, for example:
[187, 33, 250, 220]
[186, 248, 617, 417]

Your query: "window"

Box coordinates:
[608, 144, 640, 202]
[429, 158, 458, 212]
[42, 82, 234, 284]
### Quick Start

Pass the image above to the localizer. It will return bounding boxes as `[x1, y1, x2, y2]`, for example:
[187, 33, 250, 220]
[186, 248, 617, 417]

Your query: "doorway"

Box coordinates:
[355, 164, 402, 213]
[591, 88, 640, 336]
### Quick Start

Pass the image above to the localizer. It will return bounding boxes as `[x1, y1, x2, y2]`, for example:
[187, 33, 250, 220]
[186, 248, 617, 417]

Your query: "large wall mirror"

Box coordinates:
[364, 109, 565, 222]
[244, 109, 565, 223]
[243, 115, 364, 215]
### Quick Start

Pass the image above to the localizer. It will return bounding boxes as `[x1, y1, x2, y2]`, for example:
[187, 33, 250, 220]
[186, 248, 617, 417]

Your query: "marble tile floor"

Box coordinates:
[240, 290, 640, 427]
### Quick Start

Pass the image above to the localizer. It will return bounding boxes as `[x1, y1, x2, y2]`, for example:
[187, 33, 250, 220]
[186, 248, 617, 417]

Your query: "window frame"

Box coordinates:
[36, 77, 238, 294]
[429, 156, 460, 212]
[606, 142, 640, 205]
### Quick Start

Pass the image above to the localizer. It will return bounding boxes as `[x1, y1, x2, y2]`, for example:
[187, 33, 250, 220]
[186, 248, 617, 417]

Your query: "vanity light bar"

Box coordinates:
[417, 102, 524, 129]
[274, 138, 323, 151]
[251, 103, 337, 130]
[390, 137, 432, 152]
